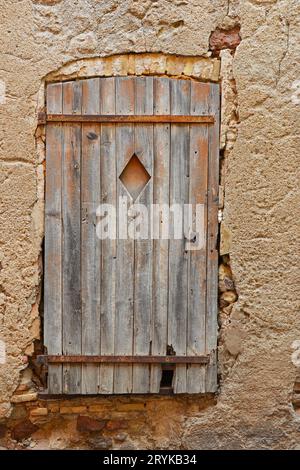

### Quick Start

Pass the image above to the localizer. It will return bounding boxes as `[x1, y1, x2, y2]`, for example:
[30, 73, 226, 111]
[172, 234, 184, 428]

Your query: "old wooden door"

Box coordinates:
[44, 76, 219, 394]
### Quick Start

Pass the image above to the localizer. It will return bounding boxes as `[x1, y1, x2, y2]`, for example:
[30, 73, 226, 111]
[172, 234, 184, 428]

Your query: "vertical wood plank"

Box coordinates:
[206, 83, 220, 392]
[132, 77, 153, 393]
[99, 77, 117, 393]
[114, 77, 135, 393]
[62, 81, 82, 394]
[81, 78, 101, 393]
[187, 82, 209, 393]
[150, 77, 170, 393]
[169, 79, 191, 393]
[45, 83, 63, 394]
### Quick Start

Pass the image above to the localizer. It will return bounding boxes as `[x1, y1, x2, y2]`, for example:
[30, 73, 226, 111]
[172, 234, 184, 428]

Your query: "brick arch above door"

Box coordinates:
[43, 53, 220, 84]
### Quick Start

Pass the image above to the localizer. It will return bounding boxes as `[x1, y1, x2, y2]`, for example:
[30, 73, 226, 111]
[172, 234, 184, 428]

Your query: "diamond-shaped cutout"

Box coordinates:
[119, 154, 151, 201]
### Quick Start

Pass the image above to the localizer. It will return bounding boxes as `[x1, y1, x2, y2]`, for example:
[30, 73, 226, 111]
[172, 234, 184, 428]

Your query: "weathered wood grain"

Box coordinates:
[132, 77, 153, 393]
[169, 79, 191, 393]
[99, 77, 117, 393]
[150, 77, 171, 393]
[187, 82, 209, 393]
[62, 81, 82, 394]
[114, 77, 135, 393]
[44, 83, 63, 394]
[81, 78, 101, 393]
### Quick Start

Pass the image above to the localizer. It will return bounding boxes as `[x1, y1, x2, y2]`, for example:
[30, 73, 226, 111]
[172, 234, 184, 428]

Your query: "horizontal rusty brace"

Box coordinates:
[37, 355, 209, 365]
[38, 112, 214, 125]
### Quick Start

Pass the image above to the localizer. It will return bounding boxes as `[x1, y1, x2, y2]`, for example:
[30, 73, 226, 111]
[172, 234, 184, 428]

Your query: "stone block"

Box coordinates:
[60, 406, 86, 415]
[106, 420, 128, 431]
[30, 407, 48, 417]
[11, 420, 38, 441]
[77, 415, 106, 432]
[11, 393, 38, 404]
[117, 403, 146, 412]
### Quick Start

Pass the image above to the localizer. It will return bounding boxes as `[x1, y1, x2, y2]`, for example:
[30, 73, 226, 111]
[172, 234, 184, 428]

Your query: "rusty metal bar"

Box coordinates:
[37, 355, 209, 365]
[38, 112, 214, 125]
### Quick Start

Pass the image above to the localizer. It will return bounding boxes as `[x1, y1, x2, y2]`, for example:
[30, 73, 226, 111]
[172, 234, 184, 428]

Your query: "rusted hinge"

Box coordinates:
[37, 113, 215, 126]
[37, 355, 210, 366]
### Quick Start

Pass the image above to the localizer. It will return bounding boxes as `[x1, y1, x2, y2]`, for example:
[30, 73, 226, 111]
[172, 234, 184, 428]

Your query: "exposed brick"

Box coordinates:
[30, 407, 48, 417]
[48, 403, 60, 413]
[117, 403, 146, 412]
[77, 415, 106, 432]
[50, 54, 220, 84]
[11, 393, 38, 404]
[60, 406, 86, 414]
[11, 419, 38, 441]
[88, 404, 111, 413]
[106, 419, 128, 431]
[209, 26, 241, 51]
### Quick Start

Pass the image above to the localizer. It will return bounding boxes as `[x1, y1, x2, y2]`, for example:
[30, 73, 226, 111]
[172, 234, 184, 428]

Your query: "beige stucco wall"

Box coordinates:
[0, 0, 300, 449]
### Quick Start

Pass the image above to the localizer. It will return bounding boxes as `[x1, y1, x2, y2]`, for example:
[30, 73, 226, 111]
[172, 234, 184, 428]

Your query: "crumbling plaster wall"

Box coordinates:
[0, 0, 300, 450]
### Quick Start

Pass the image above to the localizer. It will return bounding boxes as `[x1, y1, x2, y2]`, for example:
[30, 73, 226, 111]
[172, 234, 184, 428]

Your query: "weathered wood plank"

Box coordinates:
[169, 79, 191, 393]
[150, 77, 171, 393]
[114, 77, 135, 393]
[45, 114, 214, 124]
[81, 78, 101, 393]
[206, 83, 220, 392]
[187, 82, 210, 393]
[44, 83, 63, 394]
[62, 81, 82, 394]
[132, 77, 153, 393]
[99, 77, 117, 393]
